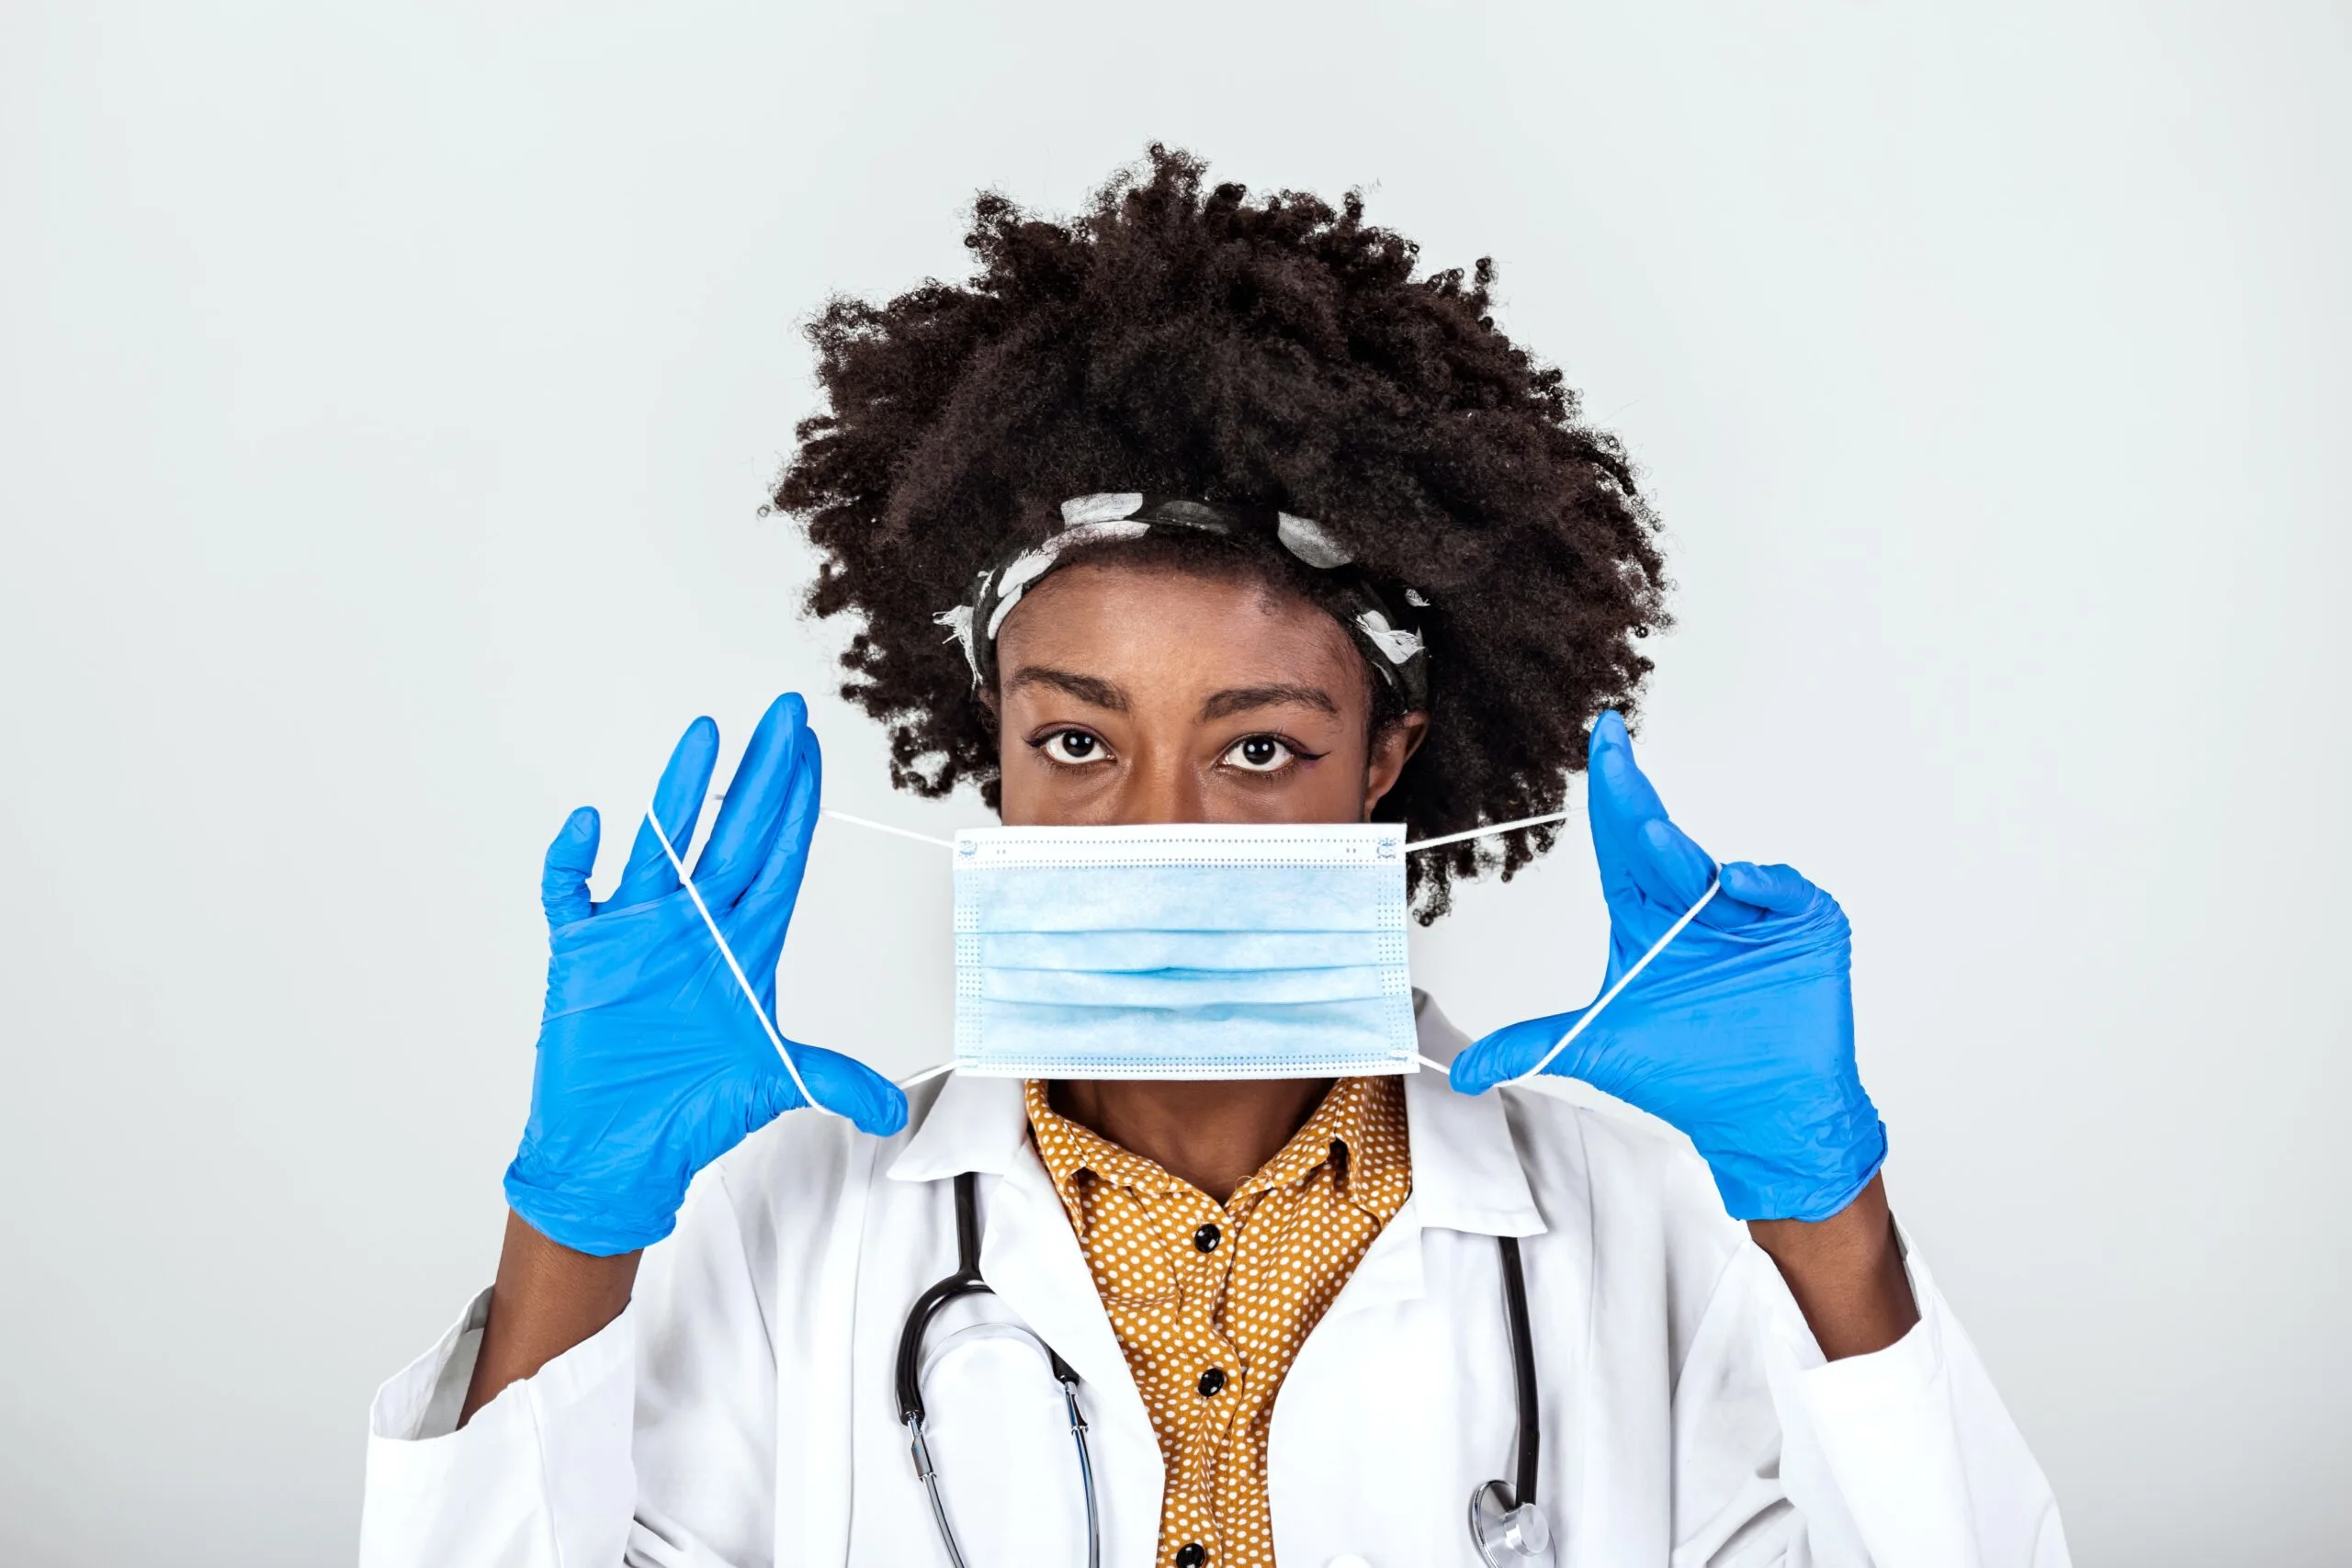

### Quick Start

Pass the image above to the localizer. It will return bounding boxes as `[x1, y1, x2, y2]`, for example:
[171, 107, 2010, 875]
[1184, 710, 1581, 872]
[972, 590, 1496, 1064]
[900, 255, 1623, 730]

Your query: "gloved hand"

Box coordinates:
[504, 693, 907, 1256]
[1450, 712, 1885, 1222]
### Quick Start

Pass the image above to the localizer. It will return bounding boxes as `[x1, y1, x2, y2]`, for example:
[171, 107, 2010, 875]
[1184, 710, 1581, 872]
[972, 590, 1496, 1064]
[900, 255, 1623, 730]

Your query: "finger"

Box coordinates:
[1634, 815, 1728, 918]
[769, 1042, 910, 1138]
[608, 716, 721, 908]
[540, 807, 601, 930]
[1447, 1009, 1587, 1096]
[743, 716, 823, 912]
[1719, 860, 1822, 915]
[692, 694, 808, 910]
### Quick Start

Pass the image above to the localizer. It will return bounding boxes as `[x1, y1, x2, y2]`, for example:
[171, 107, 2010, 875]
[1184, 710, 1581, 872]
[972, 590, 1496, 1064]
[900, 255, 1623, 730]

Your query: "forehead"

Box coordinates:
[994, 562, 1370, 704]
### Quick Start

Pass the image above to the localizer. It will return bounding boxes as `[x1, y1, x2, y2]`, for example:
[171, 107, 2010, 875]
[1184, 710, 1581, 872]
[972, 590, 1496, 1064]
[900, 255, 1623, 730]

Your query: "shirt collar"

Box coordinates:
[1241, 1074, 1412, 1221]
[1023, 1078, 1180, 1219]
[1021, 1074, 1413, 1236]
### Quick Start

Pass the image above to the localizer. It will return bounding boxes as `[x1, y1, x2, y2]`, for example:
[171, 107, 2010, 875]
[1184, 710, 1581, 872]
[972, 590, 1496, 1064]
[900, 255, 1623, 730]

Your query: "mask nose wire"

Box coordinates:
[643, 804, 846, 1121]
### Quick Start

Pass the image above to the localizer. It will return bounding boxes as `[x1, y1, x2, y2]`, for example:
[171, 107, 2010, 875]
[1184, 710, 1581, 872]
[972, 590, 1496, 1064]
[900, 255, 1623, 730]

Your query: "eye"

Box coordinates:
[1036, 728, 1108, 766]
[1222, 734, 1295, 773]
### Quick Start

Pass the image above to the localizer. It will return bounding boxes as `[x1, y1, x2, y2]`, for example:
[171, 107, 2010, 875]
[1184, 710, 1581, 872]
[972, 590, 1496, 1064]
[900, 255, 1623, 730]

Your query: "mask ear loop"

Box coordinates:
[648, 807, 962, 1096]
[1433, 878, 1719, 1081]
[1400, 810, 1721, 1082]
[807, 813, 969, 1089]
[820, 808, 956, 851]
[643, 804, 847, 1121]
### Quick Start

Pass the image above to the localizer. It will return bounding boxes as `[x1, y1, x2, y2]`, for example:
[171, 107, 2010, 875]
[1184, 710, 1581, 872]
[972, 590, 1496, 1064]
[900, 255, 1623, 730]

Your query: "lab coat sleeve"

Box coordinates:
[1667, 1184, 2070, 1568]
[357, 1166, 780, 1568]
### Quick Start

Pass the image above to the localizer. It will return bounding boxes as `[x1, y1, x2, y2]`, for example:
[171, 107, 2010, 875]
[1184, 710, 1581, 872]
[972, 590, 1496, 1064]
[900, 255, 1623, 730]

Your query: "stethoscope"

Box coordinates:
[894, 1170, 1556, 1568]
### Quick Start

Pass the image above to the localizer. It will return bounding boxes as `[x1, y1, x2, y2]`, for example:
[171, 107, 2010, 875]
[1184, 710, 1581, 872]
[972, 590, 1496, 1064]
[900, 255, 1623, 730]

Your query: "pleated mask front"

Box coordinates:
[950, 823, 1414, 1079]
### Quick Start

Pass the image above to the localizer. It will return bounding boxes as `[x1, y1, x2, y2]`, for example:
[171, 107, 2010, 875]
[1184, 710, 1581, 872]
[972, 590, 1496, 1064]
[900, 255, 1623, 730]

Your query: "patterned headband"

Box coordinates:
[933, 493, 1431, 710]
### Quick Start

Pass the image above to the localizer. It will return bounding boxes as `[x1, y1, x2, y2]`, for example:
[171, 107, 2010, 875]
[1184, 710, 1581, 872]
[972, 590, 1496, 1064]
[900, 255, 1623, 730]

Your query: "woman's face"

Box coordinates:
[991, 562, 1427, 828]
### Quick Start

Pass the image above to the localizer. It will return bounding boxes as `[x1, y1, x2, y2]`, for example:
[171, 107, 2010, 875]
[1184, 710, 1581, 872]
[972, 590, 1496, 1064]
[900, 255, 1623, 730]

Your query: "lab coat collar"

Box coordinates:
[1403, 992, 1545, 1239]
[884, 992, 1544, 1240]
[886, 1069, 1030, 1183]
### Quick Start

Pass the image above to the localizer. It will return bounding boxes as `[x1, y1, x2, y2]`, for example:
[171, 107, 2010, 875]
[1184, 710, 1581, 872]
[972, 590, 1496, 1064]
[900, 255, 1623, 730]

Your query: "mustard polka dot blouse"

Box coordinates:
[1023, 1076, 1412, 1568]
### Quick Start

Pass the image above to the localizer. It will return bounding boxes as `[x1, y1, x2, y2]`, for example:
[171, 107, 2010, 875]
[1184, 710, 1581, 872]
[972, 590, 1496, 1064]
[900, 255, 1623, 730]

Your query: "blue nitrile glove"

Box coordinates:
[503, 693, 907, 1256]
[1450, 712, 1885, 1222]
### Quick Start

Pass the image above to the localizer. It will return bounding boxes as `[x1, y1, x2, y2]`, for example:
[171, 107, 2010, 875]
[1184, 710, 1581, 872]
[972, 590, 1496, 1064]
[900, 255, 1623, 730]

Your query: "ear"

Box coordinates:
[1363, 711, 1431, 818]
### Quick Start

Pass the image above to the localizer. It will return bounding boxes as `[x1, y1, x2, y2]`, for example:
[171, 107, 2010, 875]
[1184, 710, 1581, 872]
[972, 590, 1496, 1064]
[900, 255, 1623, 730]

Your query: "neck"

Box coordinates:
[1048, 1078, 1334, 1204]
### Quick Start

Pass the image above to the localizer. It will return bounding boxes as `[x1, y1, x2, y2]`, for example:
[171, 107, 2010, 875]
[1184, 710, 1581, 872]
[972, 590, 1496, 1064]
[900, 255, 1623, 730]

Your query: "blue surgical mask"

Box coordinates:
[657, 797, 1705, 1100]
[950, 823, 1415, 1078]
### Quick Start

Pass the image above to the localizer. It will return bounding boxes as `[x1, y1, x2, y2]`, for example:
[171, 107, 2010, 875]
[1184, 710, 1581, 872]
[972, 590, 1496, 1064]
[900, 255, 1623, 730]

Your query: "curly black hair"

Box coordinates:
[773, 146, 1669, 919]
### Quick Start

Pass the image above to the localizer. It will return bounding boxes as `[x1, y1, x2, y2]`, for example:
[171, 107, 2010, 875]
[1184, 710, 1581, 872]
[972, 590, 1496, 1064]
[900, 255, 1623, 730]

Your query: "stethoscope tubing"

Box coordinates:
[1498, 1234, 1541, 1510]
[899, 1172, 1103, 1568]
[1061, 1380, 1102, 1568]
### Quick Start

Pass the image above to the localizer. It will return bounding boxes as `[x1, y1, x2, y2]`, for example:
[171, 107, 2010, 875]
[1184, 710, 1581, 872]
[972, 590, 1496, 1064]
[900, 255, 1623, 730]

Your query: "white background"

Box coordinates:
[3, 2, 2346, 1562]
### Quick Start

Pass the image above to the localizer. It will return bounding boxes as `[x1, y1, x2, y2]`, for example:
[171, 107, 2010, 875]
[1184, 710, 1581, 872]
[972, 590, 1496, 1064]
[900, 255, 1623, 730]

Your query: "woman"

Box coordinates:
[361, 149, 2066, 1566]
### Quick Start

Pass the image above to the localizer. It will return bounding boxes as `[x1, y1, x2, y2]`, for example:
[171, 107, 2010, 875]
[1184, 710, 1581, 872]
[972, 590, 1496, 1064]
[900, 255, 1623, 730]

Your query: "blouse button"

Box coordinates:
[1193, 1223, 1221, 1252]
[1175, 1544, 1207, 1567]
[1197, 1366, 1227, 1396]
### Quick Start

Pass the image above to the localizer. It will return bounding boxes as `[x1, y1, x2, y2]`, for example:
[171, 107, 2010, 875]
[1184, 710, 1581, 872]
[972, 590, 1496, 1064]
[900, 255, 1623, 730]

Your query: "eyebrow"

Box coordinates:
[1198, 683, 1340, 721]
[1006, 666, 1131, 712]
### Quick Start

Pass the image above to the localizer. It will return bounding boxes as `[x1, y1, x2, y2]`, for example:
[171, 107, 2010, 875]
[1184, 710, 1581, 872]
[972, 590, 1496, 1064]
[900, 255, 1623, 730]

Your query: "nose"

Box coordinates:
[1114, 744, 1209, 825]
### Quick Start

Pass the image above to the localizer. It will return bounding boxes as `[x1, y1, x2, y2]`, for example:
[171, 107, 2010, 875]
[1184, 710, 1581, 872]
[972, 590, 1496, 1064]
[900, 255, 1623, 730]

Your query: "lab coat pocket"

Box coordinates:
[914, 1322, 1096, 1565]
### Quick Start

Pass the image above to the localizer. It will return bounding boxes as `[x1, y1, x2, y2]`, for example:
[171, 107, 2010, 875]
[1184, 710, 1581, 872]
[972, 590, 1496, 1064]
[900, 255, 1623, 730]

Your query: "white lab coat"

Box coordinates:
[360, 998, 2068, 1568]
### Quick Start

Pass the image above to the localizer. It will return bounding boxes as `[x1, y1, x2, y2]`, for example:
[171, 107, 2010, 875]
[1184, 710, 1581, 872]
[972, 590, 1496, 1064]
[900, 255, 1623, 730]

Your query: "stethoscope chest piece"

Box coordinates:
[1469, 1478, 1555, 1567]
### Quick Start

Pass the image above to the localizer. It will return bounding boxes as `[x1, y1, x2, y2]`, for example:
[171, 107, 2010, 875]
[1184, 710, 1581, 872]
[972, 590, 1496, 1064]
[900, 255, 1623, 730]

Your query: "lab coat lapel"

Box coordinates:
[1310, 998, 1544, 1336]
[795, 1132, 876, 1568]
[885, 1071, 1150, 1453]
[1281, 990, 1550, 1509]
[1270, 998, 1555, 1562]
[976, 1144, 1148, 1428]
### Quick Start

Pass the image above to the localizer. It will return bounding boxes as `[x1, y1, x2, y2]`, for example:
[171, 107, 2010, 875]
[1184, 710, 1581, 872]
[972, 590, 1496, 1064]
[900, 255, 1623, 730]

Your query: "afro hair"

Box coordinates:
[773, 145, 1669, 919]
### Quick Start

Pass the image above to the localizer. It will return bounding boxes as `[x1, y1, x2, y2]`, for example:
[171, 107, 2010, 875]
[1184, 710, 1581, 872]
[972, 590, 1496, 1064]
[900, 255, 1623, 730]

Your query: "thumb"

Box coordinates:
[762, 1042, 910, 1139]
[1719, 859, 1822, 916]
[541, 807, 600, 930]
